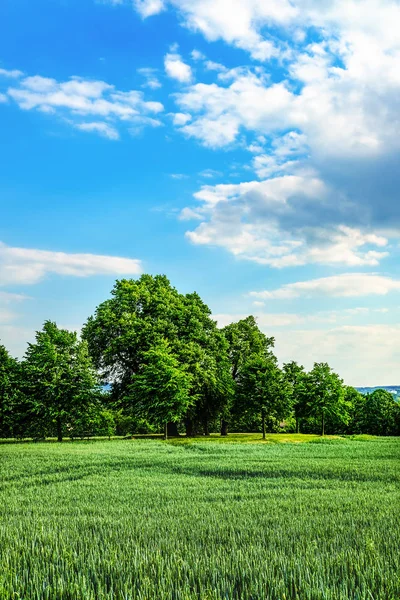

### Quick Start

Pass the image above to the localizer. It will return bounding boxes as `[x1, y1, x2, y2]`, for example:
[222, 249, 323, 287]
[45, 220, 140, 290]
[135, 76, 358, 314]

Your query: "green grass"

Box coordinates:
[1, 436, 399, 599]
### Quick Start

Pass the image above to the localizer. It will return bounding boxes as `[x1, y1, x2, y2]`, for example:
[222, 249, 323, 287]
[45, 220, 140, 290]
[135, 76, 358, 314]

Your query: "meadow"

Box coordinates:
[0, 435, 399, 600]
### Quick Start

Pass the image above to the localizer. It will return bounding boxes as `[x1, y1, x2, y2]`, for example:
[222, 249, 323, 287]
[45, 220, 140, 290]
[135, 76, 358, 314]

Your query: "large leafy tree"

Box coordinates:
[0, 344, 20, 438]
[283, 361, 306, 433]
[302, 363, 346, 436]
[221, 316, 275, 435]
[129, 340, 192, 439]
[83, 276, 233, 435]
[22, 321, 99, 441]
[236, 356, 291, 439]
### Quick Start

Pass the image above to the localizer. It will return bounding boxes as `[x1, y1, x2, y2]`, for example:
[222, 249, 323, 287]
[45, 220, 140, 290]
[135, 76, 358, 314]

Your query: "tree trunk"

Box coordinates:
[296, 416, 300, 434]
[185, 418, 194, 437]
[220, 419, 228, 436]
[56, 416, 63, 443]
[262, 410, 266, 440]
[164, 422, 168, 440]
[322, 411, 325, 436]
[167, 422, 179, 437]
[203, 418, 210, 436]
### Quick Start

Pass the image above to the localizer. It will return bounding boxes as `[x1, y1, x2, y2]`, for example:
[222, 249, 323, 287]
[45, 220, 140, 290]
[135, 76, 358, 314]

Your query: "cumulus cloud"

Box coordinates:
[0, 242, 142, 286]
[1, 72, 163, 139]
[183, 175, 388, 267]
[164, 53, 192, 83]
[250, 273, 400, 300]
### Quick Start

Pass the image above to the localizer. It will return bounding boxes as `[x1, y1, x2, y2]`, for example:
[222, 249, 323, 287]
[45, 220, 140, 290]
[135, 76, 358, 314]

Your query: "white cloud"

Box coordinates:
[0, 242, 142, 285]
[175, 73, 292, 148]
[171, 112, 191, 126]
[0, 68, 23, 78]
[164, 53, 192, 83]
[154, 0, 293, 60]
[191, 49, 206, 61]
[75, 121, 120, 140]
[199, 168, 222, 179]
[134, 0, 165, 17]
[137, 67, 162, 89]
[183, 175, 389, 267]
[3, 72, 163, 139]
[250, 273, 400, 300]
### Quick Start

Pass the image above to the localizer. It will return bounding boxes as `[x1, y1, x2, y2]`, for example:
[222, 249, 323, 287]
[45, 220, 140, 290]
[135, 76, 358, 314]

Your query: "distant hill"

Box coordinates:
[356, 386, 400, 400]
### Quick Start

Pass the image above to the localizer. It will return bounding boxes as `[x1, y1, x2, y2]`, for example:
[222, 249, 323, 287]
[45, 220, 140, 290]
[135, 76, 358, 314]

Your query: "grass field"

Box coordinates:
[0, 435, 399, 599]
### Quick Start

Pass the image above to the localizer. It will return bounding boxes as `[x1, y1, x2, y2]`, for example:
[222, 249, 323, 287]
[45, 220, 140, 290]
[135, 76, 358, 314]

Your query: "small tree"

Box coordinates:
[237, 356, 291, 439]
[283, 361, 306, 433]
[129, 340, 192, 439]
[22, 321, 99, 441]
[304, 363, 346, 436]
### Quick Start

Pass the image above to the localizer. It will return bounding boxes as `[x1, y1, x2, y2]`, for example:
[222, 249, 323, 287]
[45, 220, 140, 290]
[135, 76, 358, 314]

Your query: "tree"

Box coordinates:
[303, 363, 346, 436]
[344, 386, 366, 434]
[83, 276, 233, 436]
[222, 316, 275, 435]
[22, 321, 99, 441]
[363, 389, 399, 435]
[0, 344, 20, 438]
[236, 356, 291, 439]
[283, 361, 306, 433]
[129, 340, 192, 439]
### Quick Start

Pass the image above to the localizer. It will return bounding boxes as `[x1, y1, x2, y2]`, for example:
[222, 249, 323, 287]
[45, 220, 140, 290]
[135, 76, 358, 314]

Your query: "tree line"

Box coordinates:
[1, 275, 399, 440]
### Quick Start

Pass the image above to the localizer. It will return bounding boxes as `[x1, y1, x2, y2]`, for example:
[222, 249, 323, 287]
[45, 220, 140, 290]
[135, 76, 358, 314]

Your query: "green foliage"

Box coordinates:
[0, 275, 399, 440]
[83, 276, 233, 433]
[0, 438, 399, 599]
[283, 361, 307, 432]
[301, 362, 348, 436]
[129, 339, 192, 432]
[236, 355, 291, 438]
[22, 321, 99, 441]
[222, 315, 275, 380]
[0, 344, 20, 437]
[363, 389, 399, 435]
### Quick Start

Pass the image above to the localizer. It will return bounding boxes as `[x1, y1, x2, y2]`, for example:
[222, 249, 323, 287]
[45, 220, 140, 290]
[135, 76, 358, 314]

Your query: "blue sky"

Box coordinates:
[1, 0, 400, 385]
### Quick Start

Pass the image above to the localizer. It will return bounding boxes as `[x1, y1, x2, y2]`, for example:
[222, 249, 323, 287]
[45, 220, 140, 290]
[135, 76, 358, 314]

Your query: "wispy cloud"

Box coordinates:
[250, 274, 400, 300]
[2, 72, 163, 139]
[0, 242, 142, 286]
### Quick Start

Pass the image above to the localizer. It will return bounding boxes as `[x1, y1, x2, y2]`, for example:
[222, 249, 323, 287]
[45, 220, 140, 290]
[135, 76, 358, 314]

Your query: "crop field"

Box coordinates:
[0, 435, 399, 600]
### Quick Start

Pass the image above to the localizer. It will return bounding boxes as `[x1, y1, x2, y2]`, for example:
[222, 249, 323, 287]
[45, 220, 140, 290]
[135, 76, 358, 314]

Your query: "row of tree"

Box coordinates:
[1, 275, 399, 440]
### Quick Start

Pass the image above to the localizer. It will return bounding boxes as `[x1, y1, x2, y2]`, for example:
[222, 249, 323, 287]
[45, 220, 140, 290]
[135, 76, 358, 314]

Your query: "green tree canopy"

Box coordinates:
[222, 316, 276, 435]
[129, 339, 192, 438]
[302, 363, 347, 436]
[23, 321, 99, 441]
[363, 389, 399, 436]
[283, 361, 306, 433]
[236, 356, 291, 439]
[82, 276, 233, 435]
[0, 344, 20, 438]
